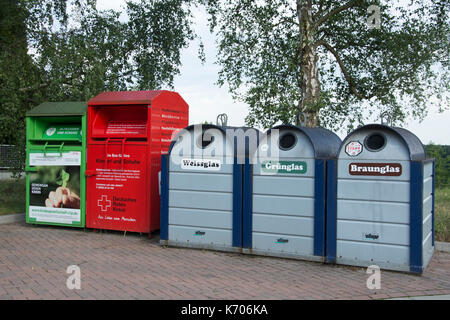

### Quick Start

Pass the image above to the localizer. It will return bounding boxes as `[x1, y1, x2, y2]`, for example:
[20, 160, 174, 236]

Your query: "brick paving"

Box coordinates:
[0, 221, 449, 300]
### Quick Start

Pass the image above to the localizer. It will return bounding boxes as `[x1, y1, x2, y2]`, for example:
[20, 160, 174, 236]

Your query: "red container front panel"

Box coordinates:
[86, 142, 150, 232]
[86, 91, 188, 233]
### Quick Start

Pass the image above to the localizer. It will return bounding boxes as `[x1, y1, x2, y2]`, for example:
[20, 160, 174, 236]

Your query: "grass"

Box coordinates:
[0, 177, 448, 241]
[0, 178, 26, 215]
[435, 187, 450, 242]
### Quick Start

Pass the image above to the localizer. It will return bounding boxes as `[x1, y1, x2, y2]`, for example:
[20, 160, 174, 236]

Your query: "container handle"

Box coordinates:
[85, 170, 97, 177]
[105, 138, 126, 171]
[216, 113, 228, 126]
[121, 138, 126, 171]
[43, 142, 64, 157]
[105, 138, 109, 169]
[380, 112, 392, 126]
[297, 113, 307, 127]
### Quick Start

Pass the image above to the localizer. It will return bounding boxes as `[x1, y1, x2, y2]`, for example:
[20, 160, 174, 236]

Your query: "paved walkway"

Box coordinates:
[0, 222, 449, 300]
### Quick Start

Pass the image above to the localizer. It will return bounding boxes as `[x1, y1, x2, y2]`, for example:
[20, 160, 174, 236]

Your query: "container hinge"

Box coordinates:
[85, 170, 97, 177]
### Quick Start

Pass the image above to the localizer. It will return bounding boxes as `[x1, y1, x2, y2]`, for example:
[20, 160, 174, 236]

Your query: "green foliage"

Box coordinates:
[0, 0, 41, 145]
[435, 187, 450, 242]
[21, 0, 196, 100]
[126, 0, 196, 90]
[56, 169, 70, 188]
[1, 0, 197, 171]
[203, 0, 450, 130]
[0, 178, 26, 215]
[425, 144, 450, 189]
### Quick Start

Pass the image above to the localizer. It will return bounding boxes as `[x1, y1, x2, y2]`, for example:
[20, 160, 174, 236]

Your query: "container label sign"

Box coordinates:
[87, 143, 147, 231]
[261, 161, 307, 174]
[345, 141, 363, 156]
[29, 206, 81, 224]
[105, 120, 146, 135]
[363, 233, 380, 241]
[181, 159, 221, 171]
[29, 151, 81, 166]
[43, 125, 82, 140]
[349, 163, 402, 176]
[28, 164, 81, 225]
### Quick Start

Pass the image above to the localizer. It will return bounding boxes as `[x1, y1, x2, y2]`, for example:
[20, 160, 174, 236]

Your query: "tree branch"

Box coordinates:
[272, 17, 300, 28]
[320, 40, 374, 100]
[18, 83, 49, 93]
[18, 61, 86, 93]
[296, 0, 304, 33]
[311, 38, 326, 50]
[312, 0, 357, 30]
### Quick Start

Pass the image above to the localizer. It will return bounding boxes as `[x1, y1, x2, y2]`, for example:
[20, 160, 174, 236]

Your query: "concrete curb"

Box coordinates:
[0, 171, 23, 180]
[0, 213, 25, 225]
[436, 241, 450, 253]
[389, 294, 450, 300]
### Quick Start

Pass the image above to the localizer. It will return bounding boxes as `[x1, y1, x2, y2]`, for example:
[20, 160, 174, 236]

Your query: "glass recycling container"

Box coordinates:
[243, 124, 341, 261]
[326, 124, 435, 273]
[86, 90, 188, 234]
[26, 102, 87, 227]
[160, 124, 260, 252]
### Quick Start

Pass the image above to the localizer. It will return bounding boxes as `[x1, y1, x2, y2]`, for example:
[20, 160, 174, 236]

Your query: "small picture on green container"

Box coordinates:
[29, 166, 81, 224]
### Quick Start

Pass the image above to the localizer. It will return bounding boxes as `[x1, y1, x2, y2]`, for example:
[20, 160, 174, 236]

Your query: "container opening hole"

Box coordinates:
[279, 133, 296, 150]
[365, 133, 386, 151]
[197, 132, 215, 149]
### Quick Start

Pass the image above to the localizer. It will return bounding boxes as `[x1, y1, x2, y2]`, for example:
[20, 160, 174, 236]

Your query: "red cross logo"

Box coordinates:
[97, 195, 111, 212]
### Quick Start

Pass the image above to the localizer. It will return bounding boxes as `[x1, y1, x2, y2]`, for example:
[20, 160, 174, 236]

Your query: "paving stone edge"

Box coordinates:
[0, 213, 25, 224]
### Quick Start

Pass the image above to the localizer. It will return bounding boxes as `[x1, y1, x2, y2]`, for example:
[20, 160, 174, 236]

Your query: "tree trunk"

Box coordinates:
[297, 2, 320, 127]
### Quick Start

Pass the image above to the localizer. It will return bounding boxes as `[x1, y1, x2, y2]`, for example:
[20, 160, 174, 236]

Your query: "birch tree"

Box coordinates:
[203, 0, 449, 129]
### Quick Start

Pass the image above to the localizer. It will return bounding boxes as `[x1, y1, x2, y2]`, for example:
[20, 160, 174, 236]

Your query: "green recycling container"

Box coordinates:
[26, 102, 87, 227]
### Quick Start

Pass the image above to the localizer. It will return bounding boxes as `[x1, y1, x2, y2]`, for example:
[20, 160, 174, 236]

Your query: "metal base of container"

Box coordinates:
[330, 246, 434, 274]
[242, 248, 324, 263]
[160, 240, 242, 254]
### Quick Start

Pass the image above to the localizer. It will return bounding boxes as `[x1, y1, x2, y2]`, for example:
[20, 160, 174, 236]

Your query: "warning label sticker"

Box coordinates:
[345, 141, 363, 156]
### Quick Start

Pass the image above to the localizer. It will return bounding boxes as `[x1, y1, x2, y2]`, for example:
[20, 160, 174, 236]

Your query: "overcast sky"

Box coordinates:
[97, 0, 450, 144]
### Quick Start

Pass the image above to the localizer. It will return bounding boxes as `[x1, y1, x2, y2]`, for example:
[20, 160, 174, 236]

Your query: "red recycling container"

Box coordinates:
[86, 90, 188, 233]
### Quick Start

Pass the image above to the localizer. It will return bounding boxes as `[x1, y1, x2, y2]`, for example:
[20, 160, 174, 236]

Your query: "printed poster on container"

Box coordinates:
[89, 147, 147, 228]
[28, 151, 81, 225]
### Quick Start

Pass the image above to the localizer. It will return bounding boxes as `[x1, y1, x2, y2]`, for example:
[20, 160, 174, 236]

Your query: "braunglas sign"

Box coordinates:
[349, 163, 402, 176]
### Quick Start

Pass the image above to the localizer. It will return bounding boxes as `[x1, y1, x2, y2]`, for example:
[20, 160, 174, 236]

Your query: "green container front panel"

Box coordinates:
[26, 113, 87, 228]
[27, 116, 83, 142]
